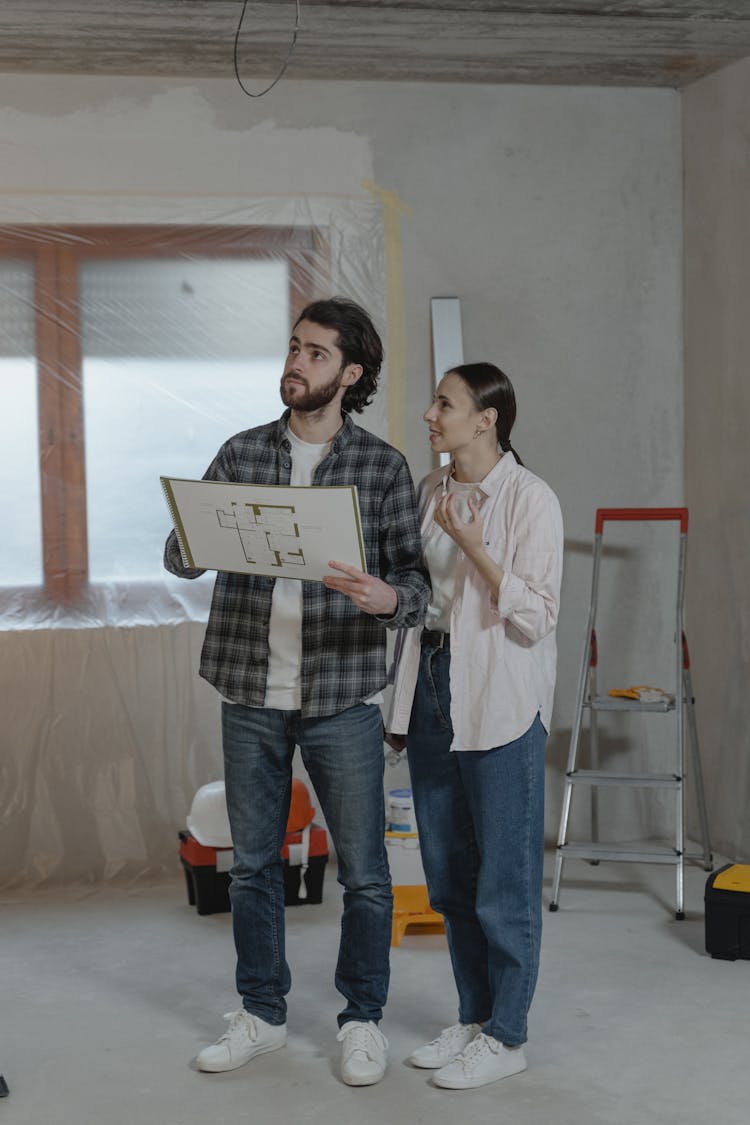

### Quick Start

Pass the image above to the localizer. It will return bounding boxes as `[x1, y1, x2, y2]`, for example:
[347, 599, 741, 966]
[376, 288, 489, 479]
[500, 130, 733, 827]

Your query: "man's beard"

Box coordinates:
[280, 368, 344, 412]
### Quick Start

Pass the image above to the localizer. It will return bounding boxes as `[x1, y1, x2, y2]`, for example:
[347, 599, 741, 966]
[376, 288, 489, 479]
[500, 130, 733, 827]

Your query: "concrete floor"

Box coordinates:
[1, 851, 747, 1125]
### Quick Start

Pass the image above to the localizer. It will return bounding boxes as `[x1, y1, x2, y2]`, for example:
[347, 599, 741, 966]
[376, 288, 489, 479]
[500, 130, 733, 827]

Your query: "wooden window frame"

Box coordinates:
[0, 224, 327, 603]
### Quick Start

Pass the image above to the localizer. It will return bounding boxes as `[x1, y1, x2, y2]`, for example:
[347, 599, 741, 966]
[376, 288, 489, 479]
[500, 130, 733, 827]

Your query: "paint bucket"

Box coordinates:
[387, 788, 416, 834]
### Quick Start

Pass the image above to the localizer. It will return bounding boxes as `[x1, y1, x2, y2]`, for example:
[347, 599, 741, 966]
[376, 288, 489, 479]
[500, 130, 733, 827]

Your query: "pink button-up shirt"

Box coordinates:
[388, 454, 564, 751]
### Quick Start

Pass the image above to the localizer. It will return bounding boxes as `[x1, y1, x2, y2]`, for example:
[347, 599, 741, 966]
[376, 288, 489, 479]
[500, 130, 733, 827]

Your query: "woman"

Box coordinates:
[388, 362, 563, 1090]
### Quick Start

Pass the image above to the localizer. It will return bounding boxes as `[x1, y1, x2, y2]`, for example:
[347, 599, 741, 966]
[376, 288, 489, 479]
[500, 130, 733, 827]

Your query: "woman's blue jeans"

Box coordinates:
[406, 644, 546, 1046]
[221, 700, 392, 1028]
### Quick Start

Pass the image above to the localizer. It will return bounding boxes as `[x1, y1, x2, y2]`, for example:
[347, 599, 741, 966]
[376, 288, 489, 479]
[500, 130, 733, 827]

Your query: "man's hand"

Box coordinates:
[323, 561, 398, 617]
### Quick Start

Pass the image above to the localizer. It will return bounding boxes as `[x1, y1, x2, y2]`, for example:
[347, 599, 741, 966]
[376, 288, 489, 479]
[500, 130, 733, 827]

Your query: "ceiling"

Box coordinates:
[1, 1, 749, 89]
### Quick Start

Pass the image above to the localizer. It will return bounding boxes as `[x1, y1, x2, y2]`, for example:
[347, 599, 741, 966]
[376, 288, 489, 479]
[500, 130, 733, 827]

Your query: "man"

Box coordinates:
[164, 297, 429, 1086]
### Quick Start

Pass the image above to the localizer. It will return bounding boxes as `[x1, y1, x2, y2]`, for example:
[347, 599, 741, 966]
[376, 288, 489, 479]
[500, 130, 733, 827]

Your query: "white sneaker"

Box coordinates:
[337, 1020, 388, 1086]
[433, 1032, 527, 1089]
[195, 1010, 287, 1072]
[409, 1022, 483, 1069]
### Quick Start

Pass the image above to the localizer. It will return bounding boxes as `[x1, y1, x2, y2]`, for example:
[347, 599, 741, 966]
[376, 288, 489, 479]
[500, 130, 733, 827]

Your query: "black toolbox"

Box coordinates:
[179, 825, 329, 915]
[705, 863, 750, 960]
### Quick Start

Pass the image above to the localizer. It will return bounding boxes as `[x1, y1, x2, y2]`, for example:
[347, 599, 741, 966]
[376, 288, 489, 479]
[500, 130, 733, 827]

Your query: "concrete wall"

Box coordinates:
[684, 58, 750, 862]
[0, 74, 686, 881]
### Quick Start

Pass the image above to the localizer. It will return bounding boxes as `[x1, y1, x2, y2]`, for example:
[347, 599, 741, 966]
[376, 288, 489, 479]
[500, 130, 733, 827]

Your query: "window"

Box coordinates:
[0, 226, 324, 603]
[0, 258, 42, 585]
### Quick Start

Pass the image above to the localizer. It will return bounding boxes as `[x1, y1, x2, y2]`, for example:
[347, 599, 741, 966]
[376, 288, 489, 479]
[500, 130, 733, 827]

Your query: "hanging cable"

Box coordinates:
[233, 0, 301, 98]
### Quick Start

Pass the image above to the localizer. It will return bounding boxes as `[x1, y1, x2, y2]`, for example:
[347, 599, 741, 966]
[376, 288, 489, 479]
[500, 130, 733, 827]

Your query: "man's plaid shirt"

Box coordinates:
[164, 410, 430, 719]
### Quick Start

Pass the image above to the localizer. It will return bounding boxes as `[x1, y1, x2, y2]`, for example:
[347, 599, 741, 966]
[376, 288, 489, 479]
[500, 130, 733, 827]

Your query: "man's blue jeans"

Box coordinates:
[221, 700, 392, 1028]
[406, 645, 546, 1046]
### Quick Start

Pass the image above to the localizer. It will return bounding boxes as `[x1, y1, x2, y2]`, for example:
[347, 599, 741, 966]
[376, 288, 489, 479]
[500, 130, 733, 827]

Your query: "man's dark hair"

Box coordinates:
[294, 297, 383, 414]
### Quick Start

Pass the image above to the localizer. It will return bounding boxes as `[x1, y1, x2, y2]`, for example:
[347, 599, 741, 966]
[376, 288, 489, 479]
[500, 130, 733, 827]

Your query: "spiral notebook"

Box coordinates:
[161, 476, 366, 582]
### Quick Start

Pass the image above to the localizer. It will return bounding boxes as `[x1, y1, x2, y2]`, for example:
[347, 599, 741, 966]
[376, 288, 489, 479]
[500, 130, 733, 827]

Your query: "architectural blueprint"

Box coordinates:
[161, 476, 366, 581]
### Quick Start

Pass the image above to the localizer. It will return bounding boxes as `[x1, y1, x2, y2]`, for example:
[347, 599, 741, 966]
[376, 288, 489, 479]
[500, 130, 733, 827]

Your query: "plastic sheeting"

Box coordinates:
[0, 195, 396, 886]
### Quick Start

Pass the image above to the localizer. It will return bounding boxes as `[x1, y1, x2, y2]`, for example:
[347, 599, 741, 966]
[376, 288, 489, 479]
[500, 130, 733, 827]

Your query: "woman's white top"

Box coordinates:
[388, 454, 564, 751]
[423, 476, 483, 633]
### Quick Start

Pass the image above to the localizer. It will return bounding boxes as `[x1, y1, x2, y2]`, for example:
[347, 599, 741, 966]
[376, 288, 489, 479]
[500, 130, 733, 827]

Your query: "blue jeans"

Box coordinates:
[221, 701, 392, 1028]
[406, 645, 546, 1046]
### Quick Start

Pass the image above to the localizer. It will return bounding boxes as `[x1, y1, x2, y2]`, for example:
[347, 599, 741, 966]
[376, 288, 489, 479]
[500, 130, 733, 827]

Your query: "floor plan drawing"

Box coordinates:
[217, 502, 305, 569]
[162, 476, 365, 581]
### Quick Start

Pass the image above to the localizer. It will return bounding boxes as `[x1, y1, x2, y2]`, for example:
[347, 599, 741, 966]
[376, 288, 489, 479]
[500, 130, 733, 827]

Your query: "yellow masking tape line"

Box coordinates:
[362, 179, 412, 453]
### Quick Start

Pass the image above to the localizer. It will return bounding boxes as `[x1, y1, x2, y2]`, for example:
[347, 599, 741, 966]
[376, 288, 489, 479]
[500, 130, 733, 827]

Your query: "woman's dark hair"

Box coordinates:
[448, 362, 524, 465]
[294, 297, 383, 414]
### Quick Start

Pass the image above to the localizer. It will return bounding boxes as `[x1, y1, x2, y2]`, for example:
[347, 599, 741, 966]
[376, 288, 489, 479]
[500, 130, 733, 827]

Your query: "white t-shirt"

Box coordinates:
[263, 428, 331, 709]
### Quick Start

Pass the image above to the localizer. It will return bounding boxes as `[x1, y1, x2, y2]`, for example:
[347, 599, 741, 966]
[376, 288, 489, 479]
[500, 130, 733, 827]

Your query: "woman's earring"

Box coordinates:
[473, 425, 483, 439]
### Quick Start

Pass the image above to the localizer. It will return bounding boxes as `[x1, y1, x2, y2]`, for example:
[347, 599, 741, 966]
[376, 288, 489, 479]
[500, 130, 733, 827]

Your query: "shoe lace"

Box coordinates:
[218, 1010, 258, 1045]
[455, 1032, 501, 1071]
[336, 1022, 387, 1057]
[431, 1022, 476, 1049]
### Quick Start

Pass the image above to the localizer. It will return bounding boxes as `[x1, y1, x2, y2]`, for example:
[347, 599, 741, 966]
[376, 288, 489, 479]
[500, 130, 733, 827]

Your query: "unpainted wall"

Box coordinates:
[0, 74, 686, 883]
[684, 56, 750, 862]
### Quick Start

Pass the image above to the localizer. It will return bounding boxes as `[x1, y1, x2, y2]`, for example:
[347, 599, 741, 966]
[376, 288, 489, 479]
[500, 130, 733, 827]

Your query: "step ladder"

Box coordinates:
[549, 508, 712, 919]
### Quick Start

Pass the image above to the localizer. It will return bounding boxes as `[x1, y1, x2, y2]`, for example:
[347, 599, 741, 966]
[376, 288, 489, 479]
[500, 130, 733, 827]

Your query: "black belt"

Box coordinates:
[421, 629, 450, 650]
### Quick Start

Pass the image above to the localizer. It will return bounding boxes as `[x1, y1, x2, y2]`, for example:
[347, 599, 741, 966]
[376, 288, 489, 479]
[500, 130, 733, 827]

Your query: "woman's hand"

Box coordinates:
[323, 560, 398, 617]
[434, 493, 485, 558]
[435, 494, 505, 599]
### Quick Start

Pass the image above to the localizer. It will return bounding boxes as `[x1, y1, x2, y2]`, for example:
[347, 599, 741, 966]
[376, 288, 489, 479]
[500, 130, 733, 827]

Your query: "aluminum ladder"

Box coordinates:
[549, 507, 712, 919]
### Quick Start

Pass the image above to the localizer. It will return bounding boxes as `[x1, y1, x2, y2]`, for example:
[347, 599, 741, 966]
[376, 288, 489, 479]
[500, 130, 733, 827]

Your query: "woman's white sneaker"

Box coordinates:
[409, 1022, 483, 1069]
[337, 1020, 388, 1086]
[195, 1010, 287, 1072]
[433, 1032, 527, 1089]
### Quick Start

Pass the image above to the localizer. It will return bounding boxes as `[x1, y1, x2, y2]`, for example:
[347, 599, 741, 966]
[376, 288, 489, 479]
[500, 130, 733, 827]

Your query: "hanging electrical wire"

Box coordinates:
[233, 0, 301, 98]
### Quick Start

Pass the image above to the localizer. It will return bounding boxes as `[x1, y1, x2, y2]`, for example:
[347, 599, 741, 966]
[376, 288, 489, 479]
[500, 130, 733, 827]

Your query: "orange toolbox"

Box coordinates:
[179, 823, 329, 915]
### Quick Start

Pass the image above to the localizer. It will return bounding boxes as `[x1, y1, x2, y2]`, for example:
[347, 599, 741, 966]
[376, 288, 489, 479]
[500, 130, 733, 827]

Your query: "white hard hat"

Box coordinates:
[186, 780, 233, 849]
